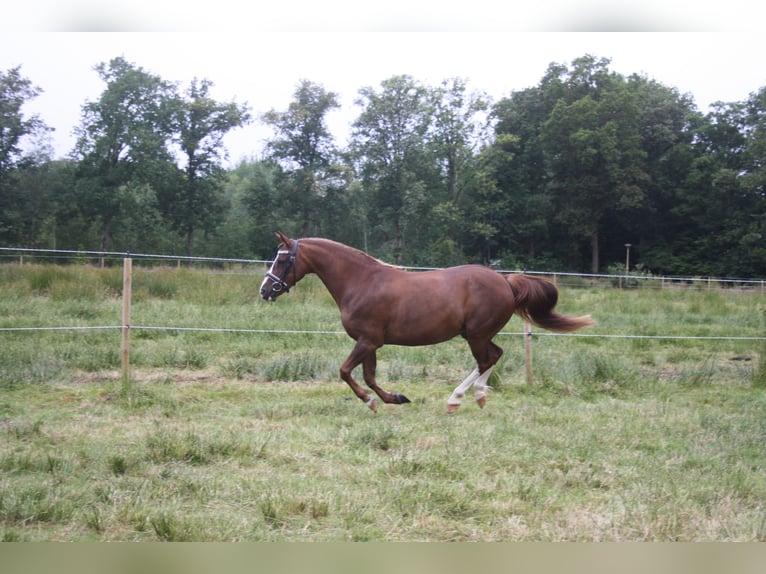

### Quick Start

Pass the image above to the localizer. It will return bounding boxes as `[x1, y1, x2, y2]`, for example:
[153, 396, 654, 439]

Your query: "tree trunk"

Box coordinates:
[99, 215, 113, 268]
[395, 220, 404, 265]
[186, 225, 195, 258]
[447, 149, 457, 200]
[591, 231, 600, 274]
[100, 215, 112, 252]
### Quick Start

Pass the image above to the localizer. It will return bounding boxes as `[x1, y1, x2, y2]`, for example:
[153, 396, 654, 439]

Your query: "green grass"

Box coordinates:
[0, 263, 765, 541]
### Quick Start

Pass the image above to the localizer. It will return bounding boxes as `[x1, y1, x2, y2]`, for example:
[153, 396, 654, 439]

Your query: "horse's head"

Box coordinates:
[260, 231, 300, 302]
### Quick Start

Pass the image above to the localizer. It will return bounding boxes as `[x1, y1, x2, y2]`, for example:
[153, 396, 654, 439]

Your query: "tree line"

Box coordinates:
[1, 55, 764, 277]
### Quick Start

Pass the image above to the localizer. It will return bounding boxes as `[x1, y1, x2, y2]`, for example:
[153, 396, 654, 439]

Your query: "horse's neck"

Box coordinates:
[303, 240, 378, 304]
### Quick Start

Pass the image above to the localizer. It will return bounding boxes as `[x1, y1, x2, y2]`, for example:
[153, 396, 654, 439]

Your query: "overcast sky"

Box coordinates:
[2, 3, 765, 166]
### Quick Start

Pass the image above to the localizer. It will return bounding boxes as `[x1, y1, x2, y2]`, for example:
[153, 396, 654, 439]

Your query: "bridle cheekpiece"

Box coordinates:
[263, 240, 299, 299]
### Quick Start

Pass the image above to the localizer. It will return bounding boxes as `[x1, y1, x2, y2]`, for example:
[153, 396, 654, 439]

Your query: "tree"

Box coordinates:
[677, 97, 766, 276]
[262, 80, 340, 236]
[487, 81, 562, 267]
[350, 75, 434, 263]
[72, 56, 177, 254]
[426, 78, 492, 262]
[217, 157, 284, 258]
[540, 55, 648, 272]
[429, 78, 491, 201]
[7, 159, 68, 248]
[458, 133, 520, 264]
[626, 74, 703, 274]
[162, 78, 251, 256]
[738, 86, 766, 274]
[0, 66, 53, 244]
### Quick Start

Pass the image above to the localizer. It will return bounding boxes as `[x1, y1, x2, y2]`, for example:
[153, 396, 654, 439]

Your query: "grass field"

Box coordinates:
[0, 263, 765, 541]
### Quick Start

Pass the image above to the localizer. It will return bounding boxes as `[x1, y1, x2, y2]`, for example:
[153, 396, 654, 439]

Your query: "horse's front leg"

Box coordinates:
[339, 340, 380, 412]
[363, 352, 410, 405]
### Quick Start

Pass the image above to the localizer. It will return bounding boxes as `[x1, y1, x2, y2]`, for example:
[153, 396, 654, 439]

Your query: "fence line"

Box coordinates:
[0, 325, 121, 332]
[2, 323, 764, 341]
[0, 246, 266, 265]
[2, 246, 765, 288]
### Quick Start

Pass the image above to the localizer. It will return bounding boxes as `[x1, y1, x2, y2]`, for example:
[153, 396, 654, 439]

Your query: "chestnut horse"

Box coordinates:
[260, 232, 593, 413]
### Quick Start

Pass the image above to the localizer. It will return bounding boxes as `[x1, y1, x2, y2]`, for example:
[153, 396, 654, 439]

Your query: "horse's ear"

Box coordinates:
[275, 231, 292, 248]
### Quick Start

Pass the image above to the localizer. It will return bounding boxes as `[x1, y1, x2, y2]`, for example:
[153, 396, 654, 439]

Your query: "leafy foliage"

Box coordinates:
[262, 79, 342, 237]
[162, 78, 252, 255]
[1, 55, 765, 276]
[0, 67, 53, 245]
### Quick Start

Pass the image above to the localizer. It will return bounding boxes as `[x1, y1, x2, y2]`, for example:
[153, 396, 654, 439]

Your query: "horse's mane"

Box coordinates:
[306, 238, 397, 269]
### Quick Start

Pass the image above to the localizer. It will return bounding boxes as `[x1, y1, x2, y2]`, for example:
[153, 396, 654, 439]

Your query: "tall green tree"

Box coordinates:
[7, 158, 68, 248]
[540, 55, 648, 272]
[350, 74, 434, 263]
[262, 80, 340, 236]
[738, 86, 766, 274]
[0, 66, 53, 244]
[227, 157, 286, 257]
[626, 74, 703, 273]
[72, 56, 177, 253]
[487, 78, 563, 267]
[429, 77, 491, 201]
[459, 133, 520, 265]
[162, 77, 251, 256]
[679, 98, 766, 276]
[426, 78, 491, 262]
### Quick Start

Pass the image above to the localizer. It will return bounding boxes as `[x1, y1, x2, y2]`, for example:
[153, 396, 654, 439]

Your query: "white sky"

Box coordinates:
[2, 2, 765, 166]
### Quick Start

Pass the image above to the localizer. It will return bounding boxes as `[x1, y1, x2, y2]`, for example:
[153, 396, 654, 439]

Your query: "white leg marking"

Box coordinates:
[447, 368, 479, 407]
[473, 367, 494, 407]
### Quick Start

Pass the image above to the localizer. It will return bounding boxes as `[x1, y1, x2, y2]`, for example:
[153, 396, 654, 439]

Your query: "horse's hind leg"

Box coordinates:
[363, 353, 411, 405]
[472, 367, 494, 408]
[447, 340, 502, 413]
[446, 366, 495, 413]
[447, 368, 480, 413]
[473, 341, 503, 408]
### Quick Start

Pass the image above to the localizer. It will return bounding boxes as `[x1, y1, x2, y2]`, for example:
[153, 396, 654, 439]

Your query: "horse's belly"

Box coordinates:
[383, 306, 464, 346]
[384, 327, 459, 347]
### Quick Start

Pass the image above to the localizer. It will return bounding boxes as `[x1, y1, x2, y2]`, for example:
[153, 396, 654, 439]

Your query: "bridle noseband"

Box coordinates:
[263, 240, 299, 299]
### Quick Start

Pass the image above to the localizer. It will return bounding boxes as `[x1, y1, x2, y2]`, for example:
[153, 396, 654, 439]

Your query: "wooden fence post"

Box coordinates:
[121, 257, 133, 398]
[524, 319, 533, 384]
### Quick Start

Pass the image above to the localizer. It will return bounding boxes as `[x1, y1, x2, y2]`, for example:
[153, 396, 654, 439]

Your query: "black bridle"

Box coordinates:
[262, 240, 299, 299]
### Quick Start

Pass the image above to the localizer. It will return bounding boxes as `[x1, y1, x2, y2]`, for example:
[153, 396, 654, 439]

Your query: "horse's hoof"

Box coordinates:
[366, 397, 378, 412]
[476, 395, 487, 409]
[446, 403, 460, 414]
[394, 393, 411, 404]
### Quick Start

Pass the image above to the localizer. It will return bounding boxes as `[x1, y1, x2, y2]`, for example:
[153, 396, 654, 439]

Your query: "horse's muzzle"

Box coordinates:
[260, 281, 287, 302]
[259, 286, 277, 302]
[259, 273, 286, 302]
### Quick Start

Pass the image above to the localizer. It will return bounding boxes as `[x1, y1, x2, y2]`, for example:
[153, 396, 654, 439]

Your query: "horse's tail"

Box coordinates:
[506, 274, 595, 333]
